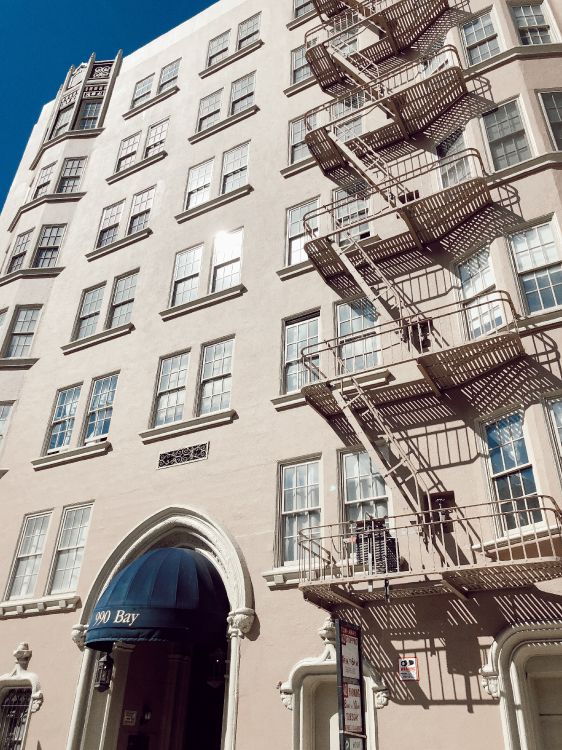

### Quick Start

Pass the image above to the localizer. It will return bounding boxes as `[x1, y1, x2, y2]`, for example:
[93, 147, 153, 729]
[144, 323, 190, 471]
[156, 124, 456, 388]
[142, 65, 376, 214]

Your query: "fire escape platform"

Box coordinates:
[300, 557, 562, 608]
[418, 332, 524, 390]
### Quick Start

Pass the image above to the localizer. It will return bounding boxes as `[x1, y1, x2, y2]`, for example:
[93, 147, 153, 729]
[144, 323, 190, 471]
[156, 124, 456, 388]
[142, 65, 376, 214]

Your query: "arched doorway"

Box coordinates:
[67, 507, 254, 750]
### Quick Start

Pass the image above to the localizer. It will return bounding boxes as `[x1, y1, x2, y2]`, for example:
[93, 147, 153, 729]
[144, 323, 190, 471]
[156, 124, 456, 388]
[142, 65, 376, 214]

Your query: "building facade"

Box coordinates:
[1, 0, 562, 748]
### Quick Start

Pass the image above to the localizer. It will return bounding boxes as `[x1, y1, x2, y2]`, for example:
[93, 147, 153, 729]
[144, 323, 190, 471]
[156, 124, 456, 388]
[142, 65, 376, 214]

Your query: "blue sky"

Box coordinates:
[0, 0, 216, 211]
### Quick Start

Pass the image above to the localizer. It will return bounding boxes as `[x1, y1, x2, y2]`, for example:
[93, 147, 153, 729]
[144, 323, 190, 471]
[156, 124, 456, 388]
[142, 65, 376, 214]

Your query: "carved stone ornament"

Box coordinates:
[480, 669, 500, 699]
[92, 64, 111, 79]
[227, 608, 255, 638]
[374, 686, 390, 709]
[83, 84, 106, 99]
[0, 643, 44, 712]
[279, 689, 294, 711]
[60, 90, 78, 108]
[318, 616, 336, 645]
[71, 624, 88, 651]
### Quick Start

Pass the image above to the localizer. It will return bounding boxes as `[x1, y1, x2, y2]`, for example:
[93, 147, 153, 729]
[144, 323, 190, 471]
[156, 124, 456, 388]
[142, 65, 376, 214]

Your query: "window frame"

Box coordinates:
[32, 224, 66, 268]
[206, 30, 231, 69]
[115, 132, 142, 173]
[72, 283, 106, 341]
[150, 349, 191, 428]
[106, 270, 139, 329]
[5, 229, 34, 275]
[0, 401, 14, 449]
[286, 197, 320, 266]
[237, 13, 261, 51]
[2, 305, 42, 359]
[229, 72, 256, 116]
[196, 336, 235, 416]
[276, 454, 322, 567]
[47, 503, 93, 595]
[82, 372, 120, 444]
[291, 45, 312, 85]
[6, 512, 52, 601]
[220, 142, 250, 195]
[281, 310, 320, 394]
[460, 9, 502, 66]
[210, 227, 244, 293]
[56, 156, 86, 194]
[538, 89, 562, 150]
[481, 96, 533, 172]
[44, 383, 83, 455]
[76, 99, 102, 131]
[169, 244, 204, 307]
[197, 89, 223, 132]
[32, 162, 56, 199]
[509, 2, 556, 45]
[127, 185, 156, 236]
[97, 200, 125, 248]
[294, 0, 315, 18]
[158, 59, 181, 94]
[131, 74, 154, 109]
[339, 448, 391, 524]
[143, 118, 169, 159]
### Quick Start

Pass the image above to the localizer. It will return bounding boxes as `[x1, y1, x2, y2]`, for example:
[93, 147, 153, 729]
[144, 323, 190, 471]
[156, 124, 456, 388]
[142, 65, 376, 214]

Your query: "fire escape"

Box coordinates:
[297, 0, 562, 608]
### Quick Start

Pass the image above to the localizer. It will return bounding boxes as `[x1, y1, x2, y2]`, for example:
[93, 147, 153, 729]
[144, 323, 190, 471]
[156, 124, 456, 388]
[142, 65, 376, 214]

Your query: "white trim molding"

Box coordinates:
[66, 505, 255, 750]
[0, 642, 43, 713]
[480, 622, 562, 750]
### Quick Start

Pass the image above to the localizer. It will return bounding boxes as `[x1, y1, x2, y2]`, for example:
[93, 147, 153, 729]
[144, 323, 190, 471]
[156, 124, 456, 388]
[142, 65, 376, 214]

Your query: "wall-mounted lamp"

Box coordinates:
[94, 652, 114, 693]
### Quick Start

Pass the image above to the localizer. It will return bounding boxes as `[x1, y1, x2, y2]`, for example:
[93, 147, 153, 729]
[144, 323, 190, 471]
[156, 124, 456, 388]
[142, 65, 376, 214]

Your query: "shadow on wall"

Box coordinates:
[335, 587, 562, 712]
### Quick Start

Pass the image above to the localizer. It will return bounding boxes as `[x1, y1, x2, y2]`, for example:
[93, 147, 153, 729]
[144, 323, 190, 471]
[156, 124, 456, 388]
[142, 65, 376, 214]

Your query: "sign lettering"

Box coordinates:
[94, 609, 141, 627]
[336, 620, 366, 750]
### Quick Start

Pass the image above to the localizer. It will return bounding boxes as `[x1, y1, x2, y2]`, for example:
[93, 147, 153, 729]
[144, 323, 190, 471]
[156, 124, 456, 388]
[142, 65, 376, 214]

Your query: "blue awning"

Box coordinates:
[85, 548, 229, 651]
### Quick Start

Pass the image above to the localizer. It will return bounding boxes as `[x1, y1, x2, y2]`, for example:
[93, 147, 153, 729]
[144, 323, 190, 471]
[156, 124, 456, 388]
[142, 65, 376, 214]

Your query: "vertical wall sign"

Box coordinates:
[335, 619, 367, 750]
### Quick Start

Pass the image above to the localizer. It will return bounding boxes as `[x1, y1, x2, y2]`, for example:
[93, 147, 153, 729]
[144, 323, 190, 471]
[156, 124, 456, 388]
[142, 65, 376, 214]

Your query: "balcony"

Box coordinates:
[300, 291, 522, 415]
[306, 0, 466, 93]
[298, 496, 562, 607]
[305, 47, 482, 171]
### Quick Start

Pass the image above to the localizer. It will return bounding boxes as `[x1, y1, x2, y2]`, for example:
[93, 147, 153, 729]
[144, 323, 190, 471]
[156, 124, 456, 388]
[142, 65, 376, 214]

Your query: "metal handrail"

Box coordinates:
[304, 45, 462, 134]
[300, 289, 519, 382]
[298, 495, 562, 584]
[302, 148, 489, 238]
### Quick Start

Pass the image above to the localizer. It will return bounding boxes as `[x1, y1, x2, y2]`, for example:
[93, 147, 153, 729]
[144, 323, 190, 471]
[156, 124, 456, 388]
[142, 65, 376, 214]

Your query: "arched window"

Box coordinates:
[0, 687, 32, 750]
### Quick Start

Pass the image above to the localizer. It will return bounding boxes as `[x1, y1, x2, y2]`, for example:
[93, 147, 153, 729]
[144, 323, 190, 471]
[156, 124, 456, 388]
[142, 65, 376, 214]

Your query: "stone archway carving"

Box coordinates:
[0, 642, 43, 713]
[66, 505, 255, 750]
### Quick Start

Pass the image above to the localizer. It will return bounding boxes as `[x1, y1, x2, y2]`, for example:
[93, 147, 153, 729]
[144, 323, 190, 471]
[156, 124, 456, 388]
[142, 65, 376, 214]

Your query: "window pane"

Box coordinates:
[109, 272, 138, 327]
[207, 30, 230, 67]
[9, 514, 50, 599]
[186, 159, 214, 208]
[287, 199, 319, 265]
[462, 13, 500, 64]
[541, 92, 562, 149]
[284, 315, 319, 392]
[6, 308, 40, 358]
[75, 285, 104, 340]
[85, 374, 118, 440]
[33, 225, 65, 268]
[172, 245, 203, 306]
[144, 119, 169, 158]
[198, 90, 222, 131]
[483, 100, 530, 170]
[48, 385, 81, 452]
[238, 14, 260, 50]
[282, 460, 320, 563]
[512, 4, 551, 45]
[50, 506, 92, 593]
[117, 133, 141, 172]
[155, 353, 189, 425]
[221, 143, 249, 194]
[7, 230, 33, 274]
[132, 74, 154, 107]
[230, 73, 255, 115]
[211, 228, 243, 292]
[337, 299, 378, 372]
[199, 340, 234, 414]
[159, 59, 180, 92]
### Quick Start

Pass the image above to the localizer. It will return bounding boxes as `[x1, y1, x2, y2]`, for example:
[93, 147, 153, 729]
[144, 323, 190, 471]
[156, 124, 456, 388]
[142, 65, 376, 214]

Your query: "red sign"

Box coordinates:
[398, 657, 419, 681]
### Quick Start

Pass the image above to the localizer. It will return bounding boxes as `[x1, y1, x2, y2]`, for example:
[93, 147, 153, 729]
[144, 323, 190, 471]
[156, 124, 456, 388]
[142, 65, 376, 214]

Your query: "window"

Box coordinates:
[85, 374, 119, 442]
[541, 91, 562, 149]
[284, 314, 319, 393]
[5, 307, 40, 358]
[131, 74, 154, 108]
[337, 300, 377, 372]
[154, 352, 189, 426]
[49, 505, 92, 594]
[0, 403, 12, 445]
[158, 59, 180, 93]
[343, 452, 388, 522]
[7, 514, 50, 599]
[74, 285, 105, 340]
[47, 385, 81, 453]
[108, 272, 138, 327]
[461, 12, 500, 65]
[171, 245, 203, 306]
[144, 119, 169, 158]
[211, 228, 243, 292]
[333, 188, 370, 245]
[77, 99, 102, 130]
[237, 13, 261, 50]
[0, 687, 31, 749]
[33, 162, 55, 199]
[281, 460, 320, 564]
[52, 105, 73, 138]
[458, 247, 503, 337]
[485, 412, 540, 532]
[199, 339, 234, 414]
[511, 4, 552, 45]
[548, 397, 562, 459]
[291, 45, 312, 84]
[116, 132, 141, 172]
[128, 186, 155, 234]
[97, 201, 124, 247]
[483, 100, 531, 170]
[331, 92, 365, 142]
[33, 224, 65, 268]
[229, 73, 255, 115]
[509, 220, 562, 313]
[437, 130, 471, 188]
[289, 115, 315, 164]
[6, 230, 32, 274]
[287, 198, 319, 265]
[294, 0, 314, 18]
[186, 159, 214, 208]
[56, 157, 86, 193]
[220, 143, 249, 194]
[207, 30, 230, 68]
[198, 90, 223, 132]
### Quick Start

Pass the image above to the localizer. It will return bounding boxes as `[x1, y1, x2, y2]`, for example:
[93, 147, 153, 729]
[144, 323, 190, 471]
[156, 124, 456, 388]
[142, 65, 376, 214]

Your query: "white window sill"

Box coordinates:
[9, 192, 85, 232]
[139, 409, 237, 444]
[189, 106, 259, 144]
[85, 228, 152, 261]
[493, 152, 562, 186]
[276, 260, 315, 280]
[284, 77, 316, 98]
[0, 358, 38, 370]
[280, 157, 317, 179]
[271, 392, 308, 411]
[30, 128, 104, 170]
[62, 323, 134, 354]
[262, 567, 300, 590]
[174, 185, 253, 223]
[122, 86, 179, 120]
[160, 284, 246, 321]
[518, 305, 562, 331]
[32, 441, 112, 471]
[0, 267, 65, 287]
[106, 151, 167, 184]
[466, 42, 562, 76]
[0, 594, 81, 620]
[199, 40, 264, 78]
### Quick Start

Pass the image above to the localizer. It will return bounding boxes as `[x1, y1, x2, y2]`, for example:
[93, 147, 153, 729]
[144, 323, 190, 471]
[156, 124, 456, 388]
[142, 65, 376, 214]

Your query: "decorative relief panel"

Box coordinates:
[83, 84, 106, 99]
[59, 90, 78, 108]
[91, 64, 112, 79]
[158, 443, 209, 469]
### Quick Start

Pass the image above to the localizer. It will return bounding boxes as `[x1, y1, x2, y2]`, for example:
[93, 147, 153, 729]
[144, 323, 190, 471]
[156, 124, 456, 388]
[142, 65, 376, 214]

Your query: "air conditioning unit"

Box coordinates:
[354, 518, 398, 574]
